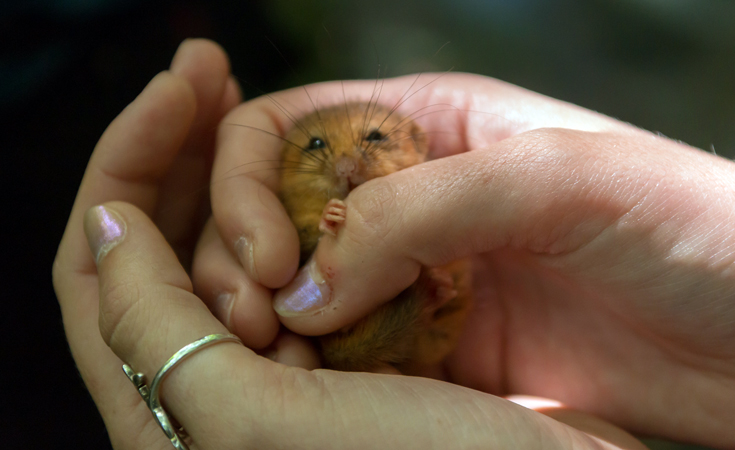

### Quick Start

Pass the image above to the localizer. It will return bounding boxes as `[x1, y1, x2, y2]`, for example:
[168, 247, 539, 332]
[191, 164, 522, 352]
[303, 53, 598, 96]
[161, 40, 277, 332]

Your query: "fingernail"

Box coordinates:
[236, 236, 259, 283]
[214, 292, 235, 329]
[273, 258, 331, 317]
[83, 206, 126, 264]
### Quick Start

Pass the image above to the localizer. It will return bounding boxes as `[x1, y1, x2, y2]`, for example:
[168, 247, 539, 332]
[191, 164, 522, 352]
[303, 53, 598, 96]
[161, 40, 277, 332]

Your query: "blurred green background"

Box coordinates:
[3, 0, 732, 448]
[258, 0, 735, 157]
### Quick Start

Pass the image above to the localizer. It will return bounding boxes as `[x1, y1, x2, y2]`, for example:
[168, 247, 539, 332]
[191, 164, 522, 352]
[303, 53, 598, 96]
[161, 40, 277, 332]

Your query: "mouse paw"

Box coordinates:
[319, 199, 347, 236]
[421, 267, 458, 313]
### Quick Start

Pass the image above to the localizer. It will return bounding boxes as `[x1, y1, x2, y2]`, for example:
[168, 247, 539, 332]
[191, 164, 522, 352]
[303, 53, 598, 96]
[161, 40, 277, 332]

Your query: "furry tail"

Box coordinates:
[319, 285, 423, 372]
[318, 260, 472, 373]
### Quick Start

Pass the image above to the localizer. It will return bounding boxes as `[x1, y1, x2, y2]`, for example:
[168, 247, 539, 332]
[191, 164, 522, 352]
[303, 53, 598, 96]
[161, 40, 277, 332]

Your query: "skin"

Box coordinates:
[53, 39, 735, 449]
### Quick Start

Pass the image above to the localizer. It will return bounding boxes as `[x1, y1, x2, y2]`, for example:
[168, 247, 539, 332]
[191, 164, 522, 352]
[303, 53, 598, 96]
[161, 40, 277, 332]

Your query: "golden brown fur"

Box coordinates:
[278, 102, 471, 372]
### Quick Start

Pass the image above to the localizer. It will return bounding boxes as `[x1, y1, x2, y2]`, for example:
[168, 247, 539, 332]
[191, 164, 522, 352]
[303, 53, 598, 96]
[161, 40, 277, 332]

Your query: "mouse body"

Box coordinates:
[278, 102, 472, 373]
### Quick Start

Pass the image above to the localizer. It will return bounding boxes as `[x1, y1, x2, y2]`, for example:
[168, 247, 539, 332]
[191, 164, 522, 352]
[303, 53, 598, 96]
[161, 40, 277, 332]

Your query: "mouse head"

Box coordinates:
[280, 102, 428, 199]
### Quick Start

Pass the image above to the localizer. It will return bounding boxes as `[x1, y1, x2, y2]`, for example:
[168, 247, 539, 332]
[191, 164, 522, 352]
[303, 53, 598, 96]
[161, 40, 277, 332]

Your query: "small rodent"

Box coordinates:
[278, 102, 472, 373]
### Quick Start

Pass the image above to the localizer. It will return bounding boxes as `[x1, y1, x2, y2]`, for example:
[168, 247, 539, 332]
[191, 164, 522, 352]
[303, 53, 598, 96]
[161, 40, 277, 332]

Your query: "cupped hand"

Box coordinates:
[202, 73, 735, 447]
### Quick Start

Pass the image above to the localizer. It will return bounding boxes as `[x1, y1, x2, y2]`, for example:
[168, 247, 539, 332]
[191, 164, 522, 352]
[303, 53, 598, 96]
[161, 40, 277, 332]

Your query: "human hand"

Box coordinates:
[55, 39, 647, 449]
[202, 73, 735, 447]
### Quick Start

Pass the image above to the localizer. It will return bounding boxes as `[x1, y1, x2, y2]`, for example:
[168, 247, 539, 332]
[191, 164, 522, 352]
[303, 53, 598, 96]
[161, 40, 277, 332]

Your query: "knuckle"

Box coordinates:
[516, 128, 592, 164]
[98, 279, 143, 345]
[492, 128, 602, 190]
[344, 178, 402, 249]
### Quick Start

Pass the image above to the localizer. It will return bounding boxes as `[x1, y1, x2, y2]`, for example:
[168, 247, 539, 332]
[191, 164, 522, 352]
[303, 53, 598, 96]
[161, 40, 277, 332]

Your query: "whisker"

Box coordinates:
[230, 75, 313, 141]
[264, 36, 328, 154]
[378, 69, 455, 136]
[341, 81, 357, 149]
[223, 123, 300, 148]
[362, 66, 386, 146]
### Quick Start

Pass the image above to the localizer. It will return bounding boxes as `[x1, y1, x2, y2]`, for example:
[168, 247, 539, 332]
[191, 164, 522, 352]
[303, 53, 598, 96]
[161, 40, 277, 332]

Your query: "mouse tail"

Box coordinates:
[318, 285, 423, 372]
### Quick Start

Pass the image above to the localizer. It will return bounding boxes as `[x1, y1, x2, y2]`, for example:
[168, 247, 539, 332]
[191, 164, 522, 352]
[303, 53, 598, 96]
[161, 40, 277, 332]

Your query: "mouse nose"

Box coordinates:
[335, 156, 357, 178]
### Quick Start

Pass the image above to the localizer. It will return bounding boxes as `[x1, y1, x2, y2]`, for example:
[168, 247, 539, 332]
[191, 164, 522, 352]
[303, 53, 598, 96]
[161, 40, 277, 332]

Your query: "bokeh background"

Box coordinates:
[3, 0, 732, 448]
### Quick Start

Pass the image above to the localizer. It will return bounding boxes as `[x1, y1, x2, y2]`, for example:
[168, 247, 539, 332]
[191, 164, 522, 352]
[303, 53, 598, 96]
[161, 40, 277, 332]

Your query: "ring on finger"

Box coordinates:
[122, 333, 244, 450]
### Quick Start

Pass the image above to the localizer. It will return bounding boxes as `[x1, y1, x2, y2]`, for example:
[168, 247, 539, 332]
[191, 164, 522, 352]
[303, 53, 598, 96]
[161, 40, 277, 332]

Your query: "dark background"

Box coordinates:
[3, 0, 733, 448]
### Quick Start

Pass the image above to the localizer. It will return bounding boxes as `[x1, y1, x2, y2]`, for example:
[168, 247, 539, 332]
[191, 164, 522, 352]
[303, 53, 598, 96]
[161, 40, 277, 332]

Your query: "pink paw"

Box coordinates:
[423, 267, 458, 312]
[319, 199, 347, 236]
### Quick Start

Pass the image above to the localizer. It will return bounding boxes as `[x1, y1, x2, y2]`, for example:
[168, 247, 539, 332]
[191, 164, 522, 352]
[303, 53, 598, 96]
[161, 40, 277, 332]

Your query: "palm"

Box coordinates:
[447, 241, 735, 438]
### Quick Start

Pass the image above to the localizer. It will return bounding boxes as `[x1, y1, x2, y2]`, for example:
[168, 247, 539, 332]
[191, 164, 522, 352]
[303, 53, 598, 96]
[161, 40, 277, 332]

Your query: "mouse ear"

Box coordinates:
[409, 121, 429, 156]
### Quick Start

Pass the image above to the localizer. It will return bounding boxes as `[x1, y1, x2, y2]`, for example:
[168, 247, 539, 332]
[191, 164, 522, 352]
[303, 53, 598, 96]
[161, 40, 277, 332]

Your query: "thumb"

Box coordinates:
[273, 127, 676, 334]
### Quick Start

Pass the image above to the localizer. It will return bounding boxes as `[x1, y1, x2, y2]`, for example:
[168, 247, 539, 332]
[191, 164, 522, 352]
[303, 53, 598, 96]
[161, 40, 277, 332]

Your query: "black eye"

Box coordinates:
[365, 130, 384, 142]
[307, 137, 326, 151]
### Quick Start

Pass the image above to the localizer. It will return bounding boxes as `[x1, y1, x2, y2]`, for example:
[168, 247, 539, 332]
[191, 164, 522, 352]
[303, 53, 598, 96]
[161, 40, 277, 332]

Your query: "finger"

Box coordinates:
[153, 39, 235, 259]
[53, 40, 234, 448]
[191, 217, 323, 362]
[262, 330, 321, 370]
[272, 127, 717, 334]
[220, 75, 243, 117]
[86, 202, 315, 448]
[172, 39, 233, 131]
[192, 217, 279, 349]
[84, 201, 255, 447]
[86, 202, 230, 382]
[57, 39, 232, 278]
[52, 68, 197, 448]
[211, 100, 303, 288]
[57, 70, 196, 279]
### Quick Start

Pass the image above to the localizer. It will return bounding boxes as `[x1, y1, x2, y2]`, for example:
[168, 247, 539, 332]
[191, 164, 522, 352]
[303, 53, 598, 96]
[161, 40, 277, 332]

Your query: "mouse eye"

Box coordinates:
[306, 137, 326, 151]
[365, 130, 384, 142]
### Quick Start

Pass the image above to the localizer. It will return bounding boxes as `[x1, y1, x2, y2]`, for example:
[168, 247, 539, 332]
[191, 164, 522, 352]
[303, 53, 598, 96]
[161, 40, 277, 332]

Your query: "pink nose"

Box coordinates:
[335, 156, 357, 178]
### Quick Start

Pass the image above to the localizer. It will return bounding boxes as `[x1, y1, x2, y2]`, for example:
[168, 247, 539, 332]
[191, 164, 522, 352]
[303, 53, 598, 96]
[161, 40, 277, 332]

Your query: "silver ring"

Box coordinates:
[122, 334, 243, 449]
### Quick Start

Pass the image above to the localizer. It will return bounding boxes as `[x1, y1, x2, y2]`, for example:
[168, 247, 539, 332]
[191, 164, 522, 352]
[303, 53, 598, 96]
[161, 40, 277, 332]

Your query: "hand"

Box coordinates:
[55, 40, 646, 449]
[201, 73, 735, 447]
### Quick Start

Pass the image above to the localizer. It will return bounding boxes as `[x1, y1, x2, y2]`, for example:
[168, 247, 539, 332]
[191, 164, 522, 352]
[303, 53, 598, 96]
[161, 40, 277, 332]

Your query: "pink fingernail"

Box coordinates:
[214, 292, 235, 329]
[273, 258, 331, 317]
[83, 206, 126, 264]
[236, 236, 259, 283]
